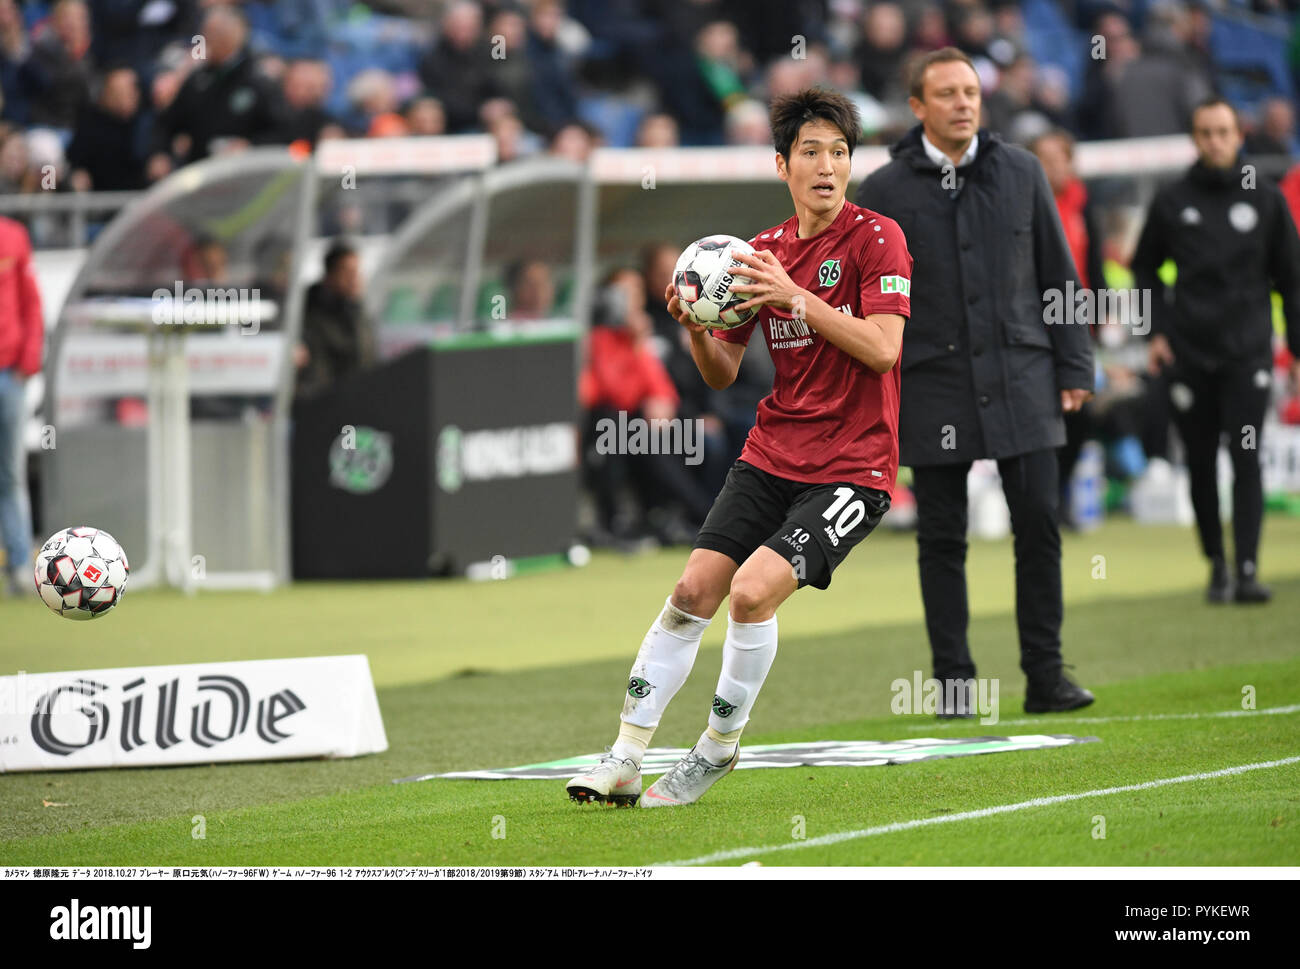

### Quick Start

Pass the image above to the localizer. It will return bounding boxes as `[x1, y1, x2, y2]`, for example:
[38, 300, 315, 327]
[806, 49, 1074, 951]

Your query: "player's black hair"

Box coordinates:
[1190, 96, 1241, 134]
[324, 239, 356, 276]
[770, 88, 860, 162]
[908, 46, 978, 101]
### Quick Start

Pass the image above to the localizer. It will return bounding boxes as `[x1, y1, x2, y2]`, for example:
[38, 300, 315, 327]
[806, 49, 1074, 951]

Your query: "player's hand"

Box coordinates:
[1147, 334, 1174, 375]
[664, 282, 709, 334]
[1061, 388, 1092, 413]
[728, 250, 803, 313]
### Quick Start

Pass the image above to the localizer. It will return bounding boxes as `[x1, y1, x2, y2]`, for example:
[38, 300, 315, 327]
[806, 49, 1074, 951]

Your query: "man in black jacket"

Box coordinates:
[295, 241, 374, 400]
[856, 48, 1096, 715]
[147, 5, 287, 179]
[417, 1, 496, 134]
[1134, 98, 1300, 604]
[67, 65, 148, 191]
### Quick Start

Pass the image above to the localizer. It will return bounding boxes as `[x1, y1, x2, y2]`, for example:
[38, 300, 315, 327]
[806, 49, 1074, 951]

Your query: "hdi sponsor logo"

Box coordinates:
[50, 899, 151, 949]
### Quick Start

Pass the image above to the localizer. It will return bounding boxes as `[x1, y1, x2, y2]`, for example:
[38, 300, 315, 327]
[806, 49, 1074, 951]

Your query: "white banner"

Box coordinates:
[314, 134, 496, 175]
[56, 331, 285, 396]
[0, 655, 387, 772]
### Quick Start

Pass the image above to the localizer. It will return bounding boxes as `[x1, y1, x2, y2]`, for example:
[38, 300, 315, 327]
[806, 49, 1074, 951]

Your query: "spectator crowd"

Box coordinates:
[0, 0, 1294, 200]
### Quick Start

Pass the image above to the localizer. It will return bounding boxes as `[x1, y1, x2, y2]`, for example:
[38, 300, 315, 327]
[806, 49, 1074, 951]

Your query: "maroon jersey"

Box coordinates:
[715, 200, 912, 493]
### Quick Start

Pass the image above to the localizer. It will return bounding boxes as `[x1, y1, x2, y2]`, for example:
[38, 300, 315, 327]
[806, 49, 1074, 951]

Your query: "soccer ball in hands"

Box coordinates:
[34, 526, 130, 620]
[673, 235, 760, 329]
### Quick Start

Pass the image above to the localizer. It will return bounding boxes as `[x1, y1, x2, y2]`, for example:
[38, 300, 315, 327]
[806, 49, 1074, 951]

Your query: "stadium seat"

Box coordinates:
[577, 95, 645, 149]
[554, 275, 574, 315]
[1211, 14, 1295, 104]
[384, 286, 423, 324]
[1022, 0, 1088, 101]
[476, 277, 506, 321]
[424, 283, 460, 321]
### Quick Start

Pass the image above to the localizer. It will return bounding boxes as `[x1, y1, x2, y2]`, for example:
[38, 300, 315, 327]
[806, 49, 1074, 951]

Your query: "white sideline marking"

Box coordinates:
[654, 755, 1300, 867]
[908, 703, 1300, 731]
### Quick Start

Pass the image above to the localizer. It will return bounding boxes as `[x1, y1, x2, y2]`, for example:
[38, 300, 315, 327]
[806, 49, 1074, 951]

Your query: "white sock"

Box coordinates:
[611, 723, 654, 767]
[696, 724, 743, 766]
[704, 615, 778, 758]
[614, 597, 711, 760]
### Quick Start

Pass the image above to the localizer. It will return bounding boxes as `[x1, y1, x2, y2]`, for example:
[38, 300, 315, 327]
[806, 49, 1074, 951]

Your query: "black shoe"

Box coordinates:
[1234, 576, 1272, 604]
[1024, 673, 1095, 714]
[1206, 557, 1232, 604]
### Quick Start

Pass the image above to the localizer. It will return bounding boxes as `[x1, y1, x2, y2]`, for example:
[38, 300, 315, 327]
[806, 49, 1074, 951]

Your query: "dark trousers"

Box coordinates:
[1167, 362, 1270, 573]
[913, 448, 1064, 685]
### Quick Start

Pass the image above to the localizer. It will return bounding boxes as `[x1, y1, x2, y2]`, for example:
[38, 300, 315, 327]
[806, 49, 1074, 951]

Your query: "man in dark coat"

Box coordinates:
[18, 0, 94, 130]
[67, 65, 149, 191]
[417, 1, 497, 134]
[856, 47, 1096, 715]
[1134, 98, 1300, 604]
[295, 241, 374, 400]
[147, 5, 288, 178]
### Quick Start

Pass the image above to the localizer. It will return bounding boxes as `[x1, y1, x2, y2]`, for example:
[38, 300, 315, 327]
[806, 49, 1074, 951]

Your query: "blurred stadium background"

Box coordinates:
[1, 0, 1299, 869]
[0, 0, 1298, 587]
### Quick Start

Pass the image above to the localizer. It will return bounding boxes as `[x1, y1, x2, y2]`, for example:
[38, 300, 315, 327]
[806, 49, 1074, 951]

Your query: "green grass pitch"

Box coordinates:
[2, 518, 1298, 867]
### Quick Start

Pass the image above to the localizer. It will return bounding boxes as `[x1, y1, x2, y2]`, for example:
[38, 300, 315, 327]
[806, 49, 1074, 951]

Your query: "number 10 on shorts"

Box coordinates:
[823, 487, 867, 537]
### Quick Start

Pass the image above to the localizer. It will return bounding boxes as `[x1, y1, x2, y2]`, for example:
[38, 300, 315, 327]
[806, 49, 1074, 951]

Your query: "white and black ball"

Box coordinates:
[673, 235, 759, 329]
[34, 526, 130, 620]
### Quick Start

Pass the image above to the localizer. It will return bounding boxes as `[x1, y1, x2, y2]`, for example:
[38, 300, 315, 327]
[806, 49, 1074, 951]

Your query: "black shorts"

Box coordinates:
[694, 460, 890, 590]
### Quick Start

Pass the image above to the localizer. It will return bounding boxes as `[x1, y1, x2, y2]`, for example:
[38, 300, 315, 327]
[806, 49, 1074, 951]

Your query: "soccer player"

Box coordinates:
[566, 88, 911, 807]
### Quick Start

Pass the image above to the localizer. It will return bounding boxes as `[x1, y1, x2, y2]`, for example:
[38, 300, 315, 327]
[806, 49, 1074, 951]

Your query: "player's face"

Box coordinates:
[1191, 104, 1242, 171]
[779, 119, 851, 217]
[911, 60, 980, 151]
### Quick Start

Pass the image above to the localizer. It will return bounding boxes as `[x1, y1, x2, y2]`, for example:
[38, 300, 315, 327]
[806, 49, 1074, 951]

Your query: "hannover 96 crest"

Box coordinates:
[817, 259, 841, 288]
[329, 426, 393, 494]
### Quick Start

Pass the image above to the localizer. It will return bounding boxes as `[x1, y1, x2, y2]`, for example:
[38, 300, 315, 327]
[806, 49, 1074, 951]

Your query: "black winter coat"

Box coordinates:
[856, 126, 1095, 466]
[67, 104, 150, 191]
[1132, 157, 1300, 372]
[152, 49, 289, 165]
